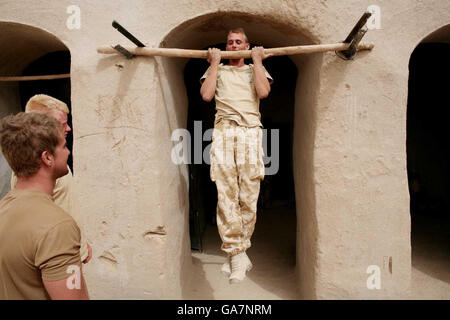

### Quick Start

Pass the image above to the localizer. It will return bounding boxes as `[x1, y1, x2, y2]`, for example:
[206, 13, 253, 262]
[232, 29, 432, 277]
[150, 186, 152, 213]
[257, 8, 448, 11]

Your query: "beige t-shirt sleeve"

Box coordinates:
[266, 68, 273, 84]
[260, 65, 273, 84]
[34, 220, 81, 281]
[56, 167, 89, 262]
[52, 167, 72, 213]
[200, 66, 211, 84]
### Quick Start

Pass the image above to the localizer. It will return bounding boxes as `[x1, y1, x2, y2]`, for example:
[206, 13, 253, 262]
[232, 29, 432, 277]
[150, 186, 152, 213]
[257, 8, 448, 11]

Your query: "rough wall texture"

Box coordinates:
[0, 0, 449, 299]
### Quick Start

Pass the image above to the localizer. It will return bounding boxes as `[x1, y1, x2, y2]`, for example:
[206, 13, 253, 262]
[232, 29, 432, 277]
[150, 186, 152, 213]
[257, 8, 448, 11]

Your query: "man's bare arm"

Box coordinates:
[251, 46, 273, 99]
[200, 48, 221, 102]
[43, 273, 89, 300]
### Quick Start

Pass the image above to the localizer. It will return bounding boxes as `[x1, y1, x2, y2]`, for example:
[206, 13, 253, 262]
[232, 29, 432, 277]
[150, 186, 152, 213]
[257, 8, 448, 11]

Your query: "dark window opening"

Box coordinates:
[407, 42, 450, 281]
[18, 51, 73, 171]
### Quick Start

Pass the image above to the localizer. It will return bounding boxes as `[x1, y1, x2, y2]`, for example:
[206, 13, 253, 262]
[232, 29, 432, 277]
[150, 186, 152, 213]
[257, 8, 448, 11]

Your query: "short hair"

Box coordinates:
[25, 94, 69, 115]
[0, 112, 63, 178]
[227, 28, 249, 43]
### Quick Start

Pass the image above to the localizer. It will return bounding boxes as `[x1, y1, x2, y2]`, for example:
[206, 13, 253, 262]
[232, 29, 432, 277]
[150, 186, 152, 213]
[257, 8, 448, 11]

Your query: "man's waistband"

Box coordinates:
[214, 116, 262, 129]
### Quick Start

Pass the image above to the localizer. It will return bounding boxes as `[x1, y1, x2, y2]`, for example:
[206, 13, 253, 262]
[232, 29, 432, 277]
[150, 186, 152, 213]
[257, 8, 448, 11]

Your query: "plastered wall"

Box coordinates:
[1, 0, 449, 299]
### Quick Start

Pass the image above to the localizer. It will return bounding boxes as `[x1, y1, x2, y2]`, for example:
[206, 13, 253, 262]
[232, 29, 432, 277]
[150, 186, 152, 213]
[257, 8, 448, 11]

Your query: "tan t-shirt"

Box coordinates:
[201, 63, 273, 128]
[11, 167, 88, 262]
[11, 167, 73, 214]
[0, 189, 81, 300]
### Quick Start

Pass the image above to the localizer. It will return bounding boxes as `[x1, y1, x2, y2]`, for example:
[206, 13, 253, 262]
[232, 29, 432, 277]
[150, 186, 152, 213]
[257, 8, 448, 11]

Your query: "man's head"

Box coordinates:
[0, 112, 69, 179]
[226, 28, 250, 51]
[25, 94, 71, 137]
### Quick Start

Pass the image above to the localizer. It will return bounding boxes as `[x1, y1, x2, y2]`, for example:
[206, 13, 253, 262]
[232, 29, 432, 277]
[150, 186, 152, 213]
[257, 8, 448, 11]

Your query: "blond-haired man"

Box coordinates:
[10, 94, 91, 264]
[200, 28, 273, 283]
[0, 112, 89, 299]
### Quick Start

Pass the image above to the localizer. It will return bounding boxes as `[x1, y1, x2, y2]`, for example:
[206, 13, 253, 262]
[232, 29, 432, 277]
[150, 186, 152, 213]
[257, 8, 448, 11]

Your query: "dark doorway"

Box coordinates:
[407, 42, 450, 281]
[184, 44, 297, 252]
[18, 51, 73, 171]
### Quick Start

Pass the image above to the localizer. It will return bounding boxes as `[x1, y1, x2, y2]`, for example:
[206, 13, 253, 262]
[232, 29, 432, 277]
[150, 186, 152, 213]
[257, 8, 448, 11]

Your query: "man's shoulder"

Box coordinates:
[0, 189, 77, 256]
[2, 189, 73, 224]
[27, 200, 77, 245]
[33, 195, 73, 225]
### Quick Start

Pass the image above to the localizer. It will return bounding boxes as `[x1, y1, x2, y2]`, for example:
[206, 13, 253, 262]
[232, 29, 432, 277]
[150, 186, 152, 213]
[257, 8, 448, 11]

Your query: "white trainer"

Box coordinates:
[221, 256, 232, 276]
[229, 252, 253, 284]
[221, 252, 253, 276]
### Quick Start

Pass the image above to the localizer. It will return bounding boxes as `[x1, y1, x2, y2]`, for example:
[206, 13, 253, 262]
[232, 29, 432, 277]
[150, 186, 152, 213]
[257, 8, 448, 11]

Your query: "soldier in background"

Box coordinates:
[0, 112, 89, 299]
[10, 94, 91, 264]
[200, 28, 273, 283]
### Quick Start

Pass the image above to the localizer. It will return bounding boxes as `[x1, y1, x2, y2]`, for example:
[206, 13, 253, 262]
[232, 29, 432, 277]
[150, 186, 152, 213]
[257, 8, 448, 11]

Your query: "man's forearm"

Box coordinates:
[253, 61, 271, 99]
[200, 64, 219, 102]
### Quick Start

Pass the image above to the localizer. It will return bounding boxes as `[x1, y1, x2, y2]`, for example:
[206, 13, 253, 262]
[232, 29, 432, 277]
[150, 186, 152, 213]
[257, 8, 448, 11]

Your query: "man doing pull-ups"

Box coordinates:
[200, 28, 273, 283]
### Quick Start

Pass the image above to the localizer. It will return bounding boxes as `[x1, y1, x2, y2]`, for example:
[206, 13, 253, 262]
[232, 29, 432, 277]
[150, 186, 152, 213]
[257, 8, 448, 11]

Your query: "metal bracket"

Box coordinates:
[111, 20, 146, 59]
[112, 20, 146, 47]
[336, 11, 372, 60]
[112, 44, 135, 59]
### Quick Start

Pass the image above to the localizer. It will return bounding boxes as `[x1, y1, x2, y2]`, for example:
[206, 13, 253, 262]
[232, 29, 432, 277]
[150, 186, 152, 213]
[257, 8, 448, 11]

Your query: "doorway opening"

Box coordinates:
[184, 49, 298, 298]
[184, 43, 297, 246]
[407, 27, 450, 297]
[0, 22, 71, 198]
[161, 12, 322, 299]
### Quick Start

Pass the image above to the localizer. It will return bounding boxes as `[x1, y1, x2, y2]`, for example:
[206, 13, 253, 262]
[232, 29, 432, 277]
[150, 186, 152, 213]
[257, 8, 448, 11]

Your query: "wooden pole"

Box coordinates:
[97, 42, 374, 59]
[0, 74, 70, 82]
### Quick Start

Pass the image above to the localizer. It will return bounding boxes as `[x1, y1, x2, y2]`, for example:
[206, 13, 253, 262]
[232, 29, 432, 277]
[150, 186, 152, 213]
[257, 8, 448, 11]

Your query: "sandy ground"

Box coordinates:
[184, 202, 449, 300]
[185, 202, 298, 300]
[409, 214, 450, 299]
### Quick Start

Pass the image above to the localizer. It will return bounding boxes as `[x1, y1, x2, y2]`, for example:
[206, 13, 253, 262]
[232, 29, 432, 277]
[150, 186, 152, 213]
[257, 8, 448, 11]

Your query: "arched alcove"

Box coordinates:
[0, 22, 71, 197]
[159, 12, 323, 299]
[407, 24, 450, 297]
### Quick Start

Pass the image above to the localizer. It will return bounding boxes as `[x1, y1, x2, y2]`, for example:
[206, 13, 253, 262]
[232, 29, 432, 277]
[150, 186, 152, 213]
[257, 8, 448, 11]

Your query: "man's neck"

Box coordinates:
[228, 58, 246, 67]
[15, 172, 56, 196]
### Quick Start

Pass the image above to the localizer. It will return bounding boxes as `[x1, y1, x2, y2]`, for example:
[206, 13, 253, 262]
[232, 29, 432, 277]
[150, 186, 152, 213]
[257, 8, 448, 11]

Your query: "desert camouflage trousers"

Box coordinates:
[210, 119, 265, 256]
